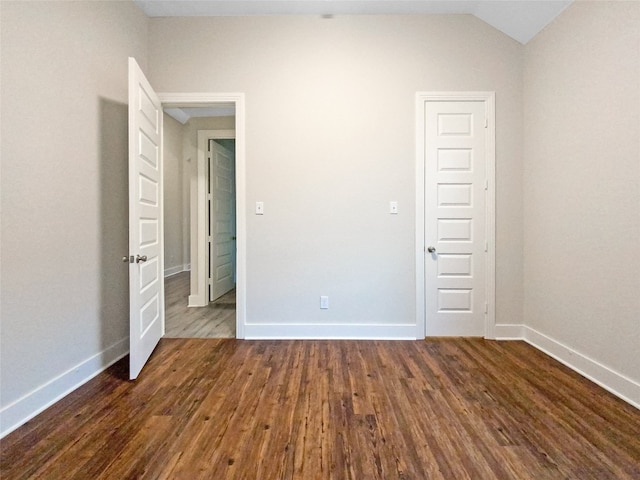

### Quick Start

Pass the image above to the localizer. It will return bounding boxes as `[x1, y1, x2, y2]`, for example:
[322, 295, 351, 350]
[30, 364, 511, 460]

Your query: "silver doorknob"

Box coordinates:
[427, 246, 436, 253]
[123, 255, 134, 263]
[136, 254, 148, 263]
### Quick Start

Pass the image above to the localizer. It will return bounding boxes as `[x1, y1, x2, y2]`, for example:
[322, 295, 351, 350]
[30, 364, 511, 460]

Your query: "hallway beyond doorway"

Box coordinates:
[164, 272, 235, 338]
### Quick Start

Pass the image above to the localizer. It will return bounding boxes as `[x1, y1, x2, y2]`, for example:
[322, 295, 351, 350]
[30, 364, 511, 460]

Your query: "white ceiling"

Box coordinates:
[134, 0, 572, 44]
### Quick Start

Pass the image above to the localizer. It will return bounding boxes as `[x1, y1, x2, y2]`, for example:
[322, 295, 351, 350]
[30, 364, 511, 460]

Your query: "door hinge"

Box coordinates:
[208, 236, 212, 243]
[484, 117, 488, 128]
[485, 179, 488, 191]
[484, 302, 488, 314]
[207, 193, 212, 201]
[485, 241, 488, 252]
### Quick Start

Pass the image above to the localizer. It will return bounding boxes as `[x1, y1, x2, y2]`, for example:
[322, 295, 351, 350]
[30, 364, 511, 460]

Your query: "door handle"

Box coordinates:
[427, 246, 436, 253]
[136, 254, 148, 263]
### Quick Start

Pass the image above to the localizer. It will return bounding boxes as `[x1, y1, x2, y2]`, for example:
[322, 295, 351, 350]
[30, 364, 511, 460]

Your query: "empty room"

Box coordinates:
[1, 0, 639, 478]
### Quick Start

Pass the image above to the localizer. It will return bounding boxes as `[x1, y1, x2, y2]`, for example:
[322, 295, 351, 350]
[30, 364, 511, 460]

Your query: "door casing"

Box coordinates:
[158, 93, 246, 340]
[415, 92, 496, 340]
[189, 129, 236, 308]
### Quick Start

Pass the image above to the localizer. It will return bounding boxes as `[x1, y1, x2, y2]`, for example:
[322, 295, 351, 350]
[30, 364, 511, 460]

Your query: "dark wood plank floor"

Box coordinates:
[2, 339, 639, 479]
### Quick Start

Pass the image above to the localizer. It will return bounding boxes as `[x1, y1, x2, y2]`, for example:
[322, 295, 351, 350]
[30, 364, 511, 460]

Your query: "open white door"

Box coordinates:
[208, 140, 236, 301]
[128, 57, 164, 379]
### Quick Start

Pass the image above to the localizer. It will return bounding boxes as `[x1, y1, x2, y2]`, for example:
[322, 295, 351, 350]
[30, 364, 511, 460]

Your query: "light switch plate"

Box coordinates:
[320, 296, 329, 309]
[390, 201, 398, 214]
[256, 201, 264, 215]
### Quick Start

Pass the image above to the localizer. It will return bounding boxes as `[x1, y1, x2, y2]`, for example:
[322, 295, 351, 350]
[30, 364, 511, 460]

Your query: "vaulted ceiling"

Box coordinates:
[134, 0, 572, 44]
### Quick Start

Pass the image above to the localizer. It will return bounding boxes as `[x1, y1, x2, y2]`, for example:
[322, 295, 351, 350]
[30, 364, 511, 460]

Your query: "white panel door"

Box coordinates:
[208, 140, 235, 301]
[128, 57, 164, 379]
[425, 101, 486, 336]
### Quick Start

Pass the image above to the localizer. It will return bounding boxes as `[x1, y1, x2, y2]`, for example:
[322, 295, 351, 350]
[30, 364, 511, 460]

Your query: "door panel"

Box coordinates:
[209, 141, 235, 301]
[425, 101, 486, 336]
[128, 57, 164, 379]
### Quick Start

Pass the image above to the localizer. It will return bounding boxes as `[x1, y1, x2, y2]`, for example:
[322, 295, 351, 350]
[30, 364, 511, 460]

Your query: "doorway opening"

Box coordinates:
[163, 120, 237, 337]
[158, 94, 246, 340]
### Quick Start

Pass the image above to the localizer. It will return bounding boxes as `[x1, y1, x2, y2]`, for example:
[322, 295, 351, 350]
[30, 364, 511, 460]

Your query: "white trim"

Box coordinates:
[164, 265, 186, 277]
[484, 93, 496, 339]
[0, 337, 128, 439]
[523, 326, 640, 410]
[415, 91, 496, 339]
[159, 92, 242, 106]
[188, 294, 206, 308]
[158, 93, 246, 339]
[244, 323, 418, 340]
[415, 96, 426, 339]
[192, 135, 207, 306]
[494, 324, 525, 340]
[184, 263, 191, 271]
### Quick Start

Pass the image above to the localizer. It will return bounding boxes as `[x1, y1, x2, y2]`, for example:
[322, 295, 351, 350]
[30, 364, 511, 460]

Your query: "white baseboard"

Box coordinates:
[164, 265, 186, 277]
[0, 337, 128, 439]
[523, 326, 640, 410]
[494, 324, 525, 340]
[188, 294, 207, 307]
[244, 323, 418, 340]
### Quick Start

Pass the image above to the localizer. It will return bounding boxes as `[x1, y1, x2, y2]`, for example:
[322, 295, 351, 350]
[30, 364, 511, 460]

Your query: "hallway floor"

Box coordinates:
[164, 271, 235, 338]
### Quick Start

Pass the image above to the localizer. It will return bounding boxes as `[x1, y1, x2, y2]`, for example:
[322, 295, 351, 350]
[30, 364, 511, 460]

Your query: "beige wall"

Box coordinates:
[523, 2, 640, 384]
[148, 15, 524, 329]
[0, 1, 148, 433]
[163, 113, 187, 275]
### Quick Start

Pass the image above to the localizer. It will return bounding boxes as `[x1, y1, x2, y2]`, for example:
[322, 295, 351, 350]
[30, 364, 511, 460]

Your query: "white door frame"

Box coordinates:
[200, 130, 236, 304]
[415, 92, 496, 340]
[158, 93, 246, 340]
[188, 129, 236, 307]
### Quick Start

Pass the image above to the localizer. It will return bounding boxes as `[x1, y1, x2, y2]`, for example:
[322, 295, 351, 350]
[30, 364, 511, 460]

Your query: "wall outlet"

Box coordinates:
[320, 296, 329, 309]
[390, 201, 398, 214]
[256, 201, 264, 215]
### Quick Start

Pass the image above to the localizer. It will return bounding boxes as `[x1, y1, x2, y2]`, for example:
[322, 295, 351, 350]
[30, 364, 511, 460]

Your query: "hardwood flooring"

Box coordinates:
[2, 339, 639, 479]
[164, 271, 235, 338]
